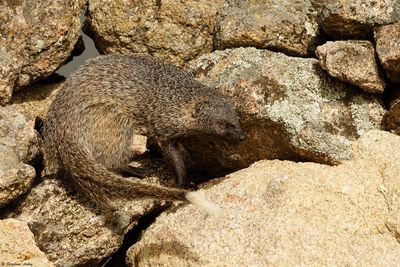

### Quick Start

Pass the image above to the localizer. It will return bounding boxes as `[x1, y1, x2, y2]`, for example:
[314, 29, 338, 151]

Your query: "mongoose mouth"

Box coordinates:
[225, 129, 246, 144]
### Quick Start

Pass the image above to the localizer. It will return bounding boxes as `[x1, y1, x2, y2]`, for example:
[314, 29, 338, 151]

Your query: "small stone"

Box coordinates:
[0, 106, 39, 208]
[316, 40, 385, 93]
[0, 218, 54, 267]
[375, 22, 400, 83]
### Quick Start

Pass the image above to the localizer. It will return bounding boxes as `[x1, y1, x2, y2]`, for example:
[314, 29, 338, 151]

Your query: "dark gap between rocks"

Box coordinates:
[56, 6, 100, 78]
[101, 206, 168, 267]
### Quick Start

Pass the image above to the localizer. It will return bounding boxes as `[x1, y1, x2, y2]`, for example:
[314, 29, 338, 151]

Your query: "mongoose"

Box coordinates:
[43, 54, 245, 215]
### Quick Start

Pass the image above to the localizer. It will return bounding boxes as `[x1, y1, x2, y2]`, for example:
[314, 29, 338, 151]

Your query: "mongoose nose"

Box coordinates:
[239, 132, 246, 141]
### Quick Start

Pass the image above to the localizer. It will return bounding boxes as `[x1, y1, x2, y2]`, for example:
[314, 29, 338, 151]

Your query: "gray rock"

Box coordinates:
[0, 0, 85, 104]
[316, 40, 385, 93]
[185, 47, 384, 175]
[375, 22, 400, 83]
[85, 0, 223, 66]
[214, 0, 320, 56]
[319, 0, 400, 38]
[127, 130, 400, 267]
[0, 218, 54, 267]
[0, 106, 39, 208]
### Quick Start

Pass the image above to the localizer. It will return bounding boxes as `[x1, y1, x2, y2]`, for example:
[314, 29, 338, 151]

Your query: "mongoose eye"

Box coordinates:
[218, 121, 233, 131]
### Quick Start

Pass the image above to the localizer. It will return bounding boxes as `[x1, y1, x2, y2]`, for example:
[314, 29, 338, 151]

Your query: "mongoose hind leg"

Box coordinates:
[159, 140, 198, 189]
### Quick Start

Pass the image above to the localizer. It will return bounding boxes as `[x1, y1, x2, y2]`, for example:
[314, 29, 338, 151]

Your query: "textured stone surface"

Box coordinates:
[127, 130, 400, 266]
[185, 47, 384, 176]
[10, 81, 62, 123]
[0, 0, 85, 104]
[85, 0, 223, 66]
[382, 98, 400, 135]
[381, 86, 400, 135]
[4, 164, 179, 267]
[319, 0, 400, 38]
[0, 219, 54, 267]
[214, 0, 320, 56]
[316, 40, 385, 93]
[0, 106, 39, 208]
[375, 22, 400, 83]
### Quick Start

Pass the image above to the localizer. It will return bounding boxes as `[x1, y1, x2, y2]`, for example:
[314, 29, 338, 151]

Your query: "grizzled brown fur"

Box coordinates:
[43, 54, 245, 212]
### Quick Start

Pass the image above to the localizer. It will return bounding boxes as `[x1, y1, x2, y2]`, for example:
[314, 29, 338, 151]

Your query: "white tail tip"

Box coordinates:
[185, 191, 223, 217]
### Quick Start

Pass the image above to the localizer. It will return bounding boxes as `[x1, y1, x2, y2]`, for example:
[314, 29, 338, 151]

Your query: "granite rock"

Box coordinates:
[375, 22, 400, 83]
[316, 40, 385, 93]
[127, 130, 400, 266]
[0, 106, 39, 208]
[0, 0, 85, 104]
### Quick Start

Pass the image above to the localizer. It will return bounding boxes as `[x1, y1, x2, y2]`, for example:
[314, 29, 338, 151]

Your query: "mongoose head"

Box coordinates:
[193, 97, 246, 143]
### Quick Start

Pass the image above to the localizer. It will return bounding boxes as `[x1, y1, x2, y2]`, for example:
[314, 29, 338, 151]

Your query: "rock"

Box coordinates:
[319, 0, 400, 38]
[4, 165, 178, 266]
[381, 86, 400, 134]
[127, 130, 400, 266]
[85, 0, 223, 66]
[382, 103, 400, 135]
[10, 80, 62, 124]
[214, 0, 320, 56]
[375, 22, 400, 83]
[0, 218, 54, 267]
[0, 106, 40, 208]
[185, 47, 384, 176]
[0, 0, 85, 104]
[316, 40, 385, 93]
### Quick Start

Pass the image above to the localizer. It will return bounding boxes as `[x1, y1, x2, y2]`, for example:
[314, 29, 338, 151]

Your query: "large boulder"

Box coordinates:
[214, 0, 320, 56]
[0, 106, 40, 208]
[85, 0, 223, 66]
[184, 47, 384, 177]
[319, 0, 400, 38]
[127, 130, 400, 266]
[0, 0, 85, 104]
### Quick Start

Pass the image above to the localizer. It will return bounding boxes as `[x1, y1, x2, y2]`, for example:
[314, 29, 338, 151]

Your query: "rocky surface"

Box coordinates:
[127, 130, 400, 266]
[3, 158, 181, 267]
[85, 0, 223, 66]
[0, 219, 54, 267]
[375, 22, 400, 83]
[382, 87, 400, 134]
[319, 0, 400, 38]
[316, 40, 385, 93]
[0, 0, 85, 104]
[185, 47, 384, 176]
[214, 0, 320, 56]
[0, 106, 40, 208]
[10, 80, 62, 124]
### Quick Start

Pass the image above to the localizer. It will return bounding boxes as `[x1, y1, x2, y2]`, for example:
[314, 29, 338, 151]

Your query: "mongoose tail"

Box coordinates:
[60, 143, 222, 216]
[185, 191, 223, 217]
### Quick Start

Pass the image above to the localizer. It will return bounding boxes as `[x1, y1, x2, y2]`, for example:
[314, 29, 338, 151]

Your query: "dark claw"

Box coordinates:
[180, 181, 199, 190]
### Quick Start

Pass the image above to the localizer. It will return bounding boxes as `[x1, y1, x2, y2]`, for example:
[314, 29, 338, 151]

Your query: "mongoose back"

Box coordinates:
[43, 54, 245, 215]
